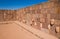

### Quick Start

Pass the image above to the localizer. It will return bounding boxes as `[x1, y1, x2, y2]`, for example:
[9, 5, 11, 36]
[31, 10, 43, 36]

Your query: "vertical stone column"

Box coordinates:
[47, 14, 50, 28]
[48, 24, 51, 33]
[4, 12, 6, 21]
[40, 23, 43, 30]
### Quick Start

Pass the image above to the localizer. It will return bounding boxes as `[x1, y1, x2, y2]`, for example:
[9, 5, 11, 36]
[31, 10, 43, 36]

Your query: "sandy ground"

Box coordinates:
[0, 22, 40, 39]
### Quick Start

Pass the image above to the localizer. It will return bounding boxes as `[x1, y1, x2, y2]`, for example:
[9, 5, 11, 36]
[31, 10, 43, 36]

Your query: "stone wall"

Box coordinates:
[16, 0, 60, 37]
[17, 1, 60, 28]
[0, 10, 16, 21]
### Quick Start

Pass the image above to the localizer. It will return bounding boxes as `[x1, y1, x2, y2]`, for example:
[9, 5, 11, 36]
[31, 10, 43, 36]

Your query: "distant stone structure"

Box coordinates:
[0, 10, 16, 21]
[0, 0, 60, 38]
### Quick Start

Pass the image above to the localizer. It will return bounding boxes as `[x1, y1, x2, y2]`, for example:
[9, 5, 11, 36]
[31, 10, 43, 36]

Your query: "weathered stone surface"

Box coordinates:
[0, 10, 16, 21]
[0, 0, 60, 38]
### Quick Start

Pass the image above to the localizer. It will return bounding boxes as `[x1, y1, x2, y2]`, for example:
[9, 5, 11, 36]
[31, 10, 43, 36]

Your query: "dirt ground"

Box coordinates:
[0, 22, 40, 39]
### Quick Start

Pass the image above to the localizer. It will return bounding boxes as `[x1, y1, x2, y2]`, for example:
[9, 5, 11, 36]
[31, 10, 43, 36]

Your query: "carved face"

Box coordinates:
[50, 19, 55, 25]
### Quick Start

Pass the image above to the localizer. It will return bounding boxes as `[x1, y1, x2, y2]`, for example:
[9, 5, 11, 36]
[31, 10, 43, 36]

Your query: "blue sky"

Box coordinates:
[0, 0, 48, 10]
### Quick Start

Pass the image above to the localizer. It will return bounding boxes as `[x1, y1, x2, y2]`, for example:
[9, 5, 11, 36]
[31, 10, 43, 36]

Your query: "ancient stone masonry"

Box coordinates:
[0, 0, 60, 38]
[16, 0, 60, 38]
[17, 0, 60, 27]
[0, 10, 16, 21]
